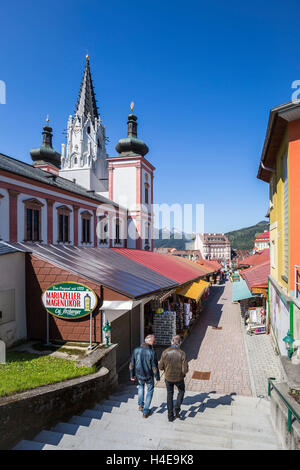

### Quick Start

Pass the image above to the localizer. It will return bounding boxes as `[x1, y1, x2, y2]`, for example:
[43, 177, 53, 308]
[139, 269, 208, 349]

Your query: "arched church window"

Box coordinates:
[57, 205, 71, 243]
[81, 210, 92, 244]
[144, 222, 151, 250]
[87, 126, 91, 134]
[145, 183, 149, 204]
[99, 215, 108, 245]
[74, 157, 78, 165]
[114, 218, 121, 245]
[23, 198, 44, 242]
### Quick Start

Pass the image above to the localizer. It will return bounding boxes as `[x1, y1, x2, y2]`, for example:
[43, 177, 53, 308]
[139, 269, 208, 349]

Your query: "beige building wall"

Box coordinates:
[0, 252, 27, 347]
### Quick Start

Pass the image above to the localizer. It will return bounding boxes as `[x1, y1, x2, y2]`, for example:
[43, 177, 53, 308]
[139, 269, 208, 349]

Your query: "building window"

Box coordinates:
[98, 215, 108, 245]
[114, 219, 121, 244]
[81, 211, 92, 244]
[283, 154, 289, 278]
[271, 239, 276, 269]
[145, 183, 149, 204]
[23, 198, 44, 242]
[144, 222, 151, 250]
[57, 205, 71, 243]
[270, 175, 274, 207]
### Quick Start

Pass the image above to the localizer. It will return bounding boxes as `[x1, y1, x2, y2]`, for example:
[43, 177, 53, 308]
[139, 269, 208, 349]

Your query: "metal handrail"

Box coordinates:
[268, 377, 300, 433]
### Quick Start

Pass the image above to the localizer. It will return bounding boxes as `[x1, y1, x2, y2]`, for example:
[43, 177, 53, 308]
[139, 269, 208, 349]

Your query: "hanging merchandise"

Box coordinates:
[183, 301, 191, 328]
[175, 300, 184, 332]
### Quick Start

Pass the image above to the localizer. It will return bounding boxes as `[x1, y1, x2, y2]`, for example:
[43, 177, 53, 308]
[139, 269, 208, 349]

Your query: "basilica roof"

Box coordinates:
[0, 152, 121, 209]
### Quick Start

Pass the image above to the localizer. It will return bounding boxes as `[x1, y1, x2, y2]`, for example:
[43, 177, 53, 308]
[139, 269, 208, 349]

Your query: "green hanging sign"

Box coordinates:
[42, 282, 98, 320]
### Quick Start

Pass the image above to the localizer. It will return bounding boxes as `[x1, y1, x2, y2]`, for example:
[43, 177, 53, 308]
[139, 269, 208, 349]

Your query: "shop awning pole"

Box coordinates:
[45, 312, 50, 345]
[88, 311, 92, 349]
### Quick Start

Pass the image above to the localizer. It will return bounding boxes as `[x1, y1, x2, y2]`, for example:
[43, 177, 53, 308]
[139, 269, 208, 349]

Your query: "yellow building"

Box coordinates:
[257, 101, 300, 358]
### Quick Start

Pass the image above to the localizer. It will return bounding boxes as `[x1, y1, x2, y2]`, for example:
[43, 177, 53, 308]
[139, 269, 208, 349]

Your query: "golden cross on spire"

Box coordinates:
[130, 101, 134, 111]
[46, 115, 50, 124]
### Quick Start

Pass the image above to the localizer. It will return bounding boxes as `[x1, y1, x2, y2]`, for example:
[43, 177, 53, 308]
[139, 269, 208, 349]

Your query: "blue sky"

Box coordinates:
[1, 0, 300, 233]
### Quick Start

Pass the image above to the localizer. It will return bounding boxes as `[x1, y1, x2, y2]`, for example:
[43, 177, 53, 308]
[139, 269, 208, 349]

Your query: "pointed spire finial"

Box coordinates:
[46, 114, 50, 125]
[130, 101, 134, 112]
[75, 55, 99, 121]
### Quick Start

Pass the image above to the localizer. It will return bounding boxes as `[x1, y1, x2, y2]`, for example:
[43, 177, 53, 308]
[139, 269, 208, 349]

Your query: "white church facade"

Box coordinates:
[0, 56, 155, 251]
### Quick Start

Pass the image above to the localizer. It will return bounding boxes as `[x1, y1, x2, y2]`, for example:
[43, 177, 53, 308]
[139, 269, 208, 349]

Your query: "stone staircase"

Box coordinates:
[13, 384, 281, 450]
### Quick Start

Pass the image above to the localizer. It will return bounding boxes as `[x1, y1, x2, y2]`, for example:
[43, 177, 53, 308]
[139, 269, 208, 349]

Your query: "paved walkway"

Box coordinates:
[120, 280, 286, 398]
[156, 281, 252, 396]
[241, 317, 285, 397]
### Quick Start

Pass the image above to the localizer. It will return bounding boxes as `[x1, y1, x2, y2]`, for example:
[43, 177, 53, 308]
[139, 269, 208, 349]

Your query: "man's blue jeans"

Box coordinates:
[137, 377, 154, 415]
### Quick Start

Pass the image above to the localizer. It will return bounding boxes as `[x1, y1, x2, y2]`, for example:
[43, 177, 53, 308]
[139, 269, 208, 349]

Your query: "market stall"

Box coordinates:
[144, 279, 210, 346]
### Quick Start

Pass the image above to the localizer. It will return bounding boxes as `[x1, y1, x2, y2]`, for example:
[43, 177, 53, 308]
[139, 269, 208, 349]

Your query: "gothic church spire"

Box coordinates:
[75, 55, 99, 121]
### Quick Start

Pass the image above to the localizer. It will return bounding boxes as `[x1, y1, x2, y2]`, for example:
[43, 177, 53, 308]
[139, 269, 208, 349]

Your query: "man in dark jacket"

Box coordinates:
[129, 334, 160, 418]
[158, 335, 188, 422]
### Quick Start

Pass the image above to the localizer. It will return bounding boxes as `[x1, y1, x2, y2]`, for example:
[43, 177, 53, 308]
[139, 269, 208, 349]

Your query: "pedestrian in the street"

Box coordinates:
[158, 335, 188, 422]
[129, 334, 160, 419]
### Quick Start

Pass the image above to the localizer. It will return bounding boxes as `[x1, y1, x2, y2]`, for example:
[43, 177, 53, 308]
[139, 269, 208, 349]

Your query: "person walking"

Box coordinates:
[129, 334, 160, 419]
[158, 335, 188, 422]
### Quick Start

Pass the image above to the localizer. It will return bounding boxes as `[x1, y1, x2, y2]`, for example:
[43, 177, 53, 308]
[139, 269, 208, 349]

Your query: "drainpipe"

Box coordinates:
[267, 277, 271, 334]
[290, 300, 294, 354]
[261, 161, 275, 173]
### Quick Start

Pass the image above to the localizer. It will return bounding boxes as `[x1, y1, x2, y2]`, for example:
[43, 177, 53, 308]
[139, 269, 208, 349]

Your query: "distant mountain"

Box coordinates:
[225, 220, 269, 251]
[153, 220, 269, 251]
[153, 228, 195, 250]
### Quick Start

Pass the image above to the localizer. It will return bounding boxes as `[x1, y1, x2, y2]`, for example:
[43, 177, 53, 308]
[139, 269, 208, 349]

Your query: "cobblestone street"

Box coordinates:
[156, 280, 286, 397]
[242, 318, 286, 397]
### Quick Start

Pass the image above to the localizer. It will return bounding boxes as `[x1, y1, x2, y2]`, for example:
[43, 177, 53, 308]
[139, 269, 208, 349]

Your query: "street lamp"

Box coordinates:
[283, 330, 294, 360]
[102, 320, 112, 348]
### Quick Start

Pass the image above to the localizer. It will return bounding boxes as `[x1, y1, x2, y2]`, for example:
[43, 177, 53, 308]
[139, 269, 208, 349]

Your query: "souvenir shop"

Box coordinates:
[143, 279, 210, 346]
[239, 294, 267, 335]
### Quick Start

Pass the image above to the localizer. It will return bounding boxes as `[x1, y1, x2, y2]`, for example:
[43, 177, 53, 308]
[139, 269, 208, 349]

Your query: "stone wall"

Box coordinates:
[269, 381, 300, 450]
[152, 311, 176, 345]
[0, 344, 118, 450]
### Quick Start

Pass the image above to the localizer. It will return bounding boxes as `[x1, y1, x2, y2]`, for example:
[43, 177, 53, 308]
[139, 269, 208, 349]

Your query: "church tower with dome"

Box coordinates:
[107, 102, 155, 250]
[59, 55, 109, 198]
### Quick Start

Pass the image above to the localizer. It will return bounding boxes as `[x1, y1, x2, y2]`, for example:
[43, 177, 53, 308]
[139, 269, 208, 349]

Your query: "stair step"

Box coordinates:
[52, 422, 83, 435]
[13, 439, 58, 450]
[33, 430, 65, 446]
[49, 413, 278, 449]
[33, 428, 160, 450]
[107, 393, 271, 414]
[86, 408, 273, 433]
[158, 439, 229, 451]
[101, 397, 271, 418]
[68, 415, 94, 427]
[90, 402, 274, 427]
[92, 414, 278, 446]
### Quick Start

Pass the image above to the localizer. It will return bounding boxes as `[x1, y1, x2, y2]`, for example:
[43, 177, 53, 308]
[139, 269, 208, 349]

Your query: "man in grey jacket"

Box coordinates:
[158, 335, 188, 422]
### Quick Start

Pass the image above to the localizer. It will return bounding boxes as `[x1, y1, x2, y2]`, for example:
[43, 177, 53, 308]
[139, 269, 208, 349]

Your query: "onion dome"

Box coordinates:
[30, 116, 61, 168]
[115, 102, 149, 157]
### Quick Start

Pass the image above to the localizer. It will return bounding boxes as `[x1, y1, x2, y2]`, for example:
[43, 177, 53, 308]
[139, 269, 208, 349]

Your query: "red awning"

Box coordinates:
[241, 260, 270, 290]
[238, 249, 270, 267]
[113, 248, 208, 283]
